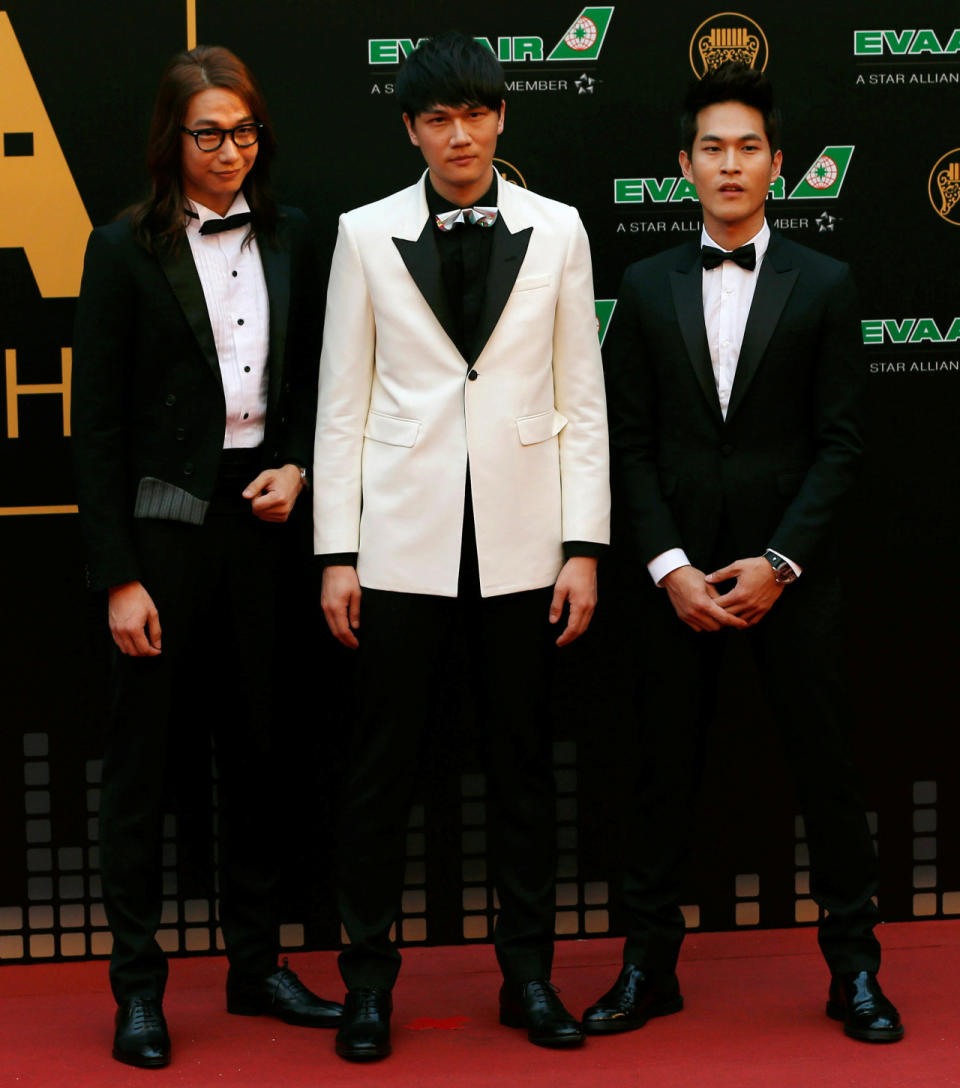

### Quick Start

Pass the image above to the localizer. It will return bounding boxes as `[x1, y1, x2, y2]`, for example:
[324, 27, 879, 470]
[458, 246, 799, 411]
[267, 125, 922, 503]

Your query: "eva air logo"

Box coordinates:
[595, 300, 616, 344]
[616, 145, 855, 204]
[788, 147, 854, 199]
[547, 8, 615, 60]
[861, 317, 960, 344]
[368, 7, 615, 65]
[854, 28, 960, 56]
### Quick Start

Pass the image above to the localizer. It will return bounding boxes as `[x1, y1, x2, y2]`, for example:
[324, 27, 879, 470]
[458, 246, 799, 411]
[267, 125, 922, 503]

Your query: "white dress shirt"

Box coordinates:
[185, 193, 270, 449]
[648, 221, 800, 585]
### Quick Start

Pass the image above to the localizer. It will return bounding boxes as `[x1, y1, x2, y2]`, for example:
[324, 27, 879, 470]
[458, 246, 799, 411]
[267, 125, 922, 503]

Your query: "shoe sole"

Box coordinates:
[112, 1048, 170, 1068]
[826, 1001, 905, 1043]
[499, 1010, 585, 1047]
[581, 994, 685, 1035]
[227, 1000, 342, 1028]
[335, 1043, 392, 1061]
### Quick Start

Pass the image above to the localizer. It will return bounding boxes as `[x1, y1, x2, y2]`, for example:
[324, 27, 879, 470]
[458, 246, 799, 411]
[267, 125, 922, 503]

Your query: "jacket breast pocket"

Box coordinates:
[363, 410, 421, 447]
[512, 273, 552, 293]
[516, 409, 568, 446]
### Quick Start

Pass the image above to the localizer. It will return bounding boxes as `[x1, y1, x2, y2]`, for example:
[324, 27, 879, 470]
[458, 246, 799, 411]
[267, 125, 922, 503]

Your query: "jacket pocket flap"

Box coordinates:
[364, 410, 421, 447]
[513, 273, 551, 292]
[516, 409, 568, 446]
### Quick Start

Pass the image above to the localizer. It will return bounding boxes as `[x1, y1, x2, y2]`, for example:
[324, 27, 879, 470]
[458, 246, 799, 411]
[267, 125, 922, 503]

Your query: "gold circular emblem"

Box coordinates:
[494, 157, 527, 189]
[928, 149, 960, 226]
[689, 12, 769, 78]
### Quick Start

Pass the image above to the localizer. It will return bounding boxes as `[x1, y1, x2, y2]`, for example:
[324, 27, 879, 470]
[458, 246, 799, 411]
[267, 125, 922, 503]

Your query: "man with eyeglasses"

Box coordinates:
[72, 46, 341, 1068]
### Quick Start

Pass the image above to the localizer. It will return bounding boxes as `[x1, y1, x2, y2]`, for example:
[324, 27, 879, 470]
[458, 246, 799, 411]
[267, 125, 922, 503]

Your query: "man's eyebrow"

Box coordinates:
[698, 131, 764, 142]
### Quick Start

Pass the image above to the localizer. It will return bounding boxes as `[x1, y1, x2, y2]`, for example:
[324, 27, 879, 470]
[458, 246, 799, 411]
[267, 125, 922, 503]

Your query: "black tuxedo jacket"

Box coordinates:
[605, 230, 864, 573]
[72, 208, 320, 592]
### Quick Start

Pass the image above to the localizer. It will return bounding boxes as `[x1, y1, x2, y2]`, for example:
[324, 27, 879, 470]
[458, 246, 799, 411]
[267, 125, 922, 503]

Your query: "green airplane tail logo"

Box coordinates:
[547, 7, 615, 60]
[789, 146, 855, 199]
[595, 299, 616, 345]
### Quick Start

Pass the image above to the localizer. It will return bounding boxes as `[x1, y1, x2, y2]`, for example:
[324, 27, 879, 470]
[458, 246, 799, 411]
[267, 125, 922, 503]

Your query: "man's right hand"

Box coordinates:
[321, 565, 362, 649]
[108, 580, 162, 656]
[662, 565, 748, 633]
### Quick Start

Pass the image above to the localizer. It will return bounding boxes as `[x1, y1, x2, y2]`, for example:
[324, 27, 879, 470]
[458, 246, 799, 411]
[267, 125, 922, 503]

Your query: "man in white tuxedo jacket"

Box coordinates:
[313, 32, 609, 1061]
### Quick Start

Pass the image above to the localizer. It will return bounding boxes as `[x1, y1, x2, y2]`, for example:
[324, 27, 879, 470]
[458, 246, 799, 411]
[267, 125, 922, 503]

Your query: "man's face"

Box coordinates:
[403, 101, 505, 205]
[679, 100, 782, 240]
[180, 87, 259, 216]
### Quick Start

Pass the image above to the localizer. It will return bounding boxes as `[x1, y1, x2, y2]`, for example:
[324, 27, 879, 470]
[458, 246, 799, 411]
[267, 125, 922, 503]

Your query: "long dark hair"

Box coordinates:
[129, 45, 279, 251]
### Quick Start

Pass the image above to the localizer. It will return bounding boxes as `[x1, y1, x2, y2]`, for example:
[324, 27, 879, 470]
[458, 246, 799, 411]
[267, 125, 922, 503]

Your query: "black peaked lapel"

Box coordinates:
[668, 245, 722, 420]
[157, 241, 222, 387]
[469, 216, 533, 366]
[393, 220, 458, 349]
[726, 234, 800, 421]
[259, 230, 291, 411]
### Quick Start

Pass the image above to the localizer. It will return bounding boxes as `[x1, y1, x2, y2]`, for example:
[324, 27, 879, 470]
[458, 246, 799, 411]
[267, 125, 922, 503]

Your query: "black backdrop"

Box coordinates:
[1, 1, 958, 966]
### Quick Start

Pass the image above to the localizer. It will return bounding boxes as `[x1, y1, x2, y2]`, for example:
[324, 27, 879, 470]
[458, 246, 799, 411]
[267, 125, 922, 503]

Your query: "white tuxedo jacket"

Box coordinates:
[313, 171, 610, 597]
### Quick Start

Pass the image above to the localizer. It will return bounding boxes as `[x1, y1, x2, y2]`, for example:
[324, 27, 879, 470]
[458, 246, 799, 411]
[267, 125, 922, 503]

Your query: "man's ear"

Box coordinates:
[402, 112, 420, 148]
[496, 99, 506, 135]
[679, 149, 693, 182]
[769, 148, 783, 183]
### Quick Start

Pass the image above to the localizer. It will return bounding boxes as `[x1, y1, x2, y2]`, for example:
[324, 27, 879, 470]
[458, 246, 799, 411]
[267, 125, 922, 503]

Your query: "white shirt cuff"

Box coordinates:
[768, 549, 802, 578]
[648, 548, 690, 586]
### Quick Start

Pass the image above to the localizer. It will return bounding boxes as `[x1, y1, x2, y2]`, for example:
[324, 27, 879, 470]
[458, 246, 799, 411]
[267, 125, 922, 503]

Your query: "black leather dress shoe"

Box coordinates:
[226, 958, 343, 1027]
[581, 964, 684, 1035]
[499, 979, 584, 1048]
[335, 989, 392, 1060]
[826, 971, 904, 1042]
[112, 997, 170, 1068]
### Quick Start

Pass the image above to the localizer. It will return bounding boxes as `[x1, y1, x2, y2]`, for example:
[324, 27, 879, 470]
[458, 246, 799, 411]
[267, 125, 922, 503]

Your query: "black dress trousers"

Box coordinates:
[620, 560, 881, 977]
[98, 454, 283, 1001]
[336, 485, 559, 989]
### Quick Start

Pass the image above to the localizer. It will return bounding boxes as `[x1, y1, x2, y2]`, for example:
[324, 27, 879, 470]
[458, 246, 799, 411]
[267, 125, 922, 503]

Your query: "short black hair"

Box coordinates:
[680, 62, 780, 155]
[396, 30, 505, 119]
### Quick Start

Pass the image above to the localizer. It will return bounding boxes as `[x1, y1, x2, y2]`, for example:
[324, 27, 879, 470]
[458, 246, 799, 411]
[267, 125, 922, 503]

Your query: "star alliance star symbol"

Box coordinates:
[816, 211, 838, 232]
[574, 73, 597, 94]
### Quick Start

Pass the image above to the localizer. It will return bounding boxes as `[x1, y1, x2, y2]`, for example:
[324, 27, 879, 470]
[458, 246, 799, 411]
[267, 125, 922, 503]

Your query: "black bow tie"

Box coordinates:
[185, 209, 253, 235]
[701, 242, 756, 271]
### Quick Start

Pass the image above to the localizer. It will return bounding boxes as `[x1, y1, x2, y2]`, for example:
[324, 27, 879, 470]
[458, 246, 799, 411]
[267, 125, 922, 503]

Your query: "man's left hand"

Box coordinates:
[243, 463, 304, 522]
[549, 556, 598, 647]
[705, 556, 784, 626]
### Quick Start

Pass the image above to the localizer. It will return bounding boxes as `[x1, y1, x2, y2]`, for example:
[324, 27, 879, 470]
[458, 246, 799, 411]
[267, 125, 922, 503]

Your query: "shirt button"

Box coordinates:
[183, 461, 194, 476]
[467, 370, 478, 381]
[232, 271, 238, 277]
[165, 393, 176, 406]
[720, 443, 734, 456]
[237, 318, 244, 326]
[243, 412, 249, 420]
[244, 365, 251, 373]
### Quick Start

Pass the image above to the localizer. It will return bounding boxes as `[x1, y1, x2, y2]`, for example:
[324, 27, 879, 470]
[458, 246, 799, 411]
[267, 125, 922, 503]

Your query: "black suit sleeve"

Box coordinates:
[767, 263, 864, 564]
[71, 228, 142, 592]
[604, 264, 684, 564]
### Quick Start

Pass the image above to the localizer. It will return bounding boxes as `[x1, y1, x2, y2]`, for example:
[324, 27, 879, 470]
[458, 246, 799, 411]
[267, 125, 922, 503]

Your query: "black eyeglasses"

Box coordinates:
[180, 122, 263, 152]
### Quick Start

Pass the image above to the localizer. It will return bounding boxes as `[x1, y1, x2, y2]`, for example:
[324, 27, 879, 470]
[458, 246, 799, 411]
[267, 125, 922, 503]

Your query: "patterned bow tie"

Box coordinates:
[434, 206, 498, 232]
[701, 242, 756, 271]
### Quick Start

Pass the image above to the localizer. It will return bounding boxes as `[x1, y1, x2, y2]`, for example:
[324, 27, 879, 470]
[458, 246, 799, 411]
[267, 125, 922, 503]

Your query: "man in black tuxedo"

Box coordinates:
[585, 63, 903, 1043]
[72, 46, 340, 1068]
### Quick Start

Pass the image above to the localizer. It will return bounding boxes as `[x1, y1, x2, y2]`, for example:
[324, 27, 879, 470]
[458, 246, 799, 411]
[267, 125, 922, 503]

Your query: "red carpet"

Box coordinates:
[1, 922, 958, 1086]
